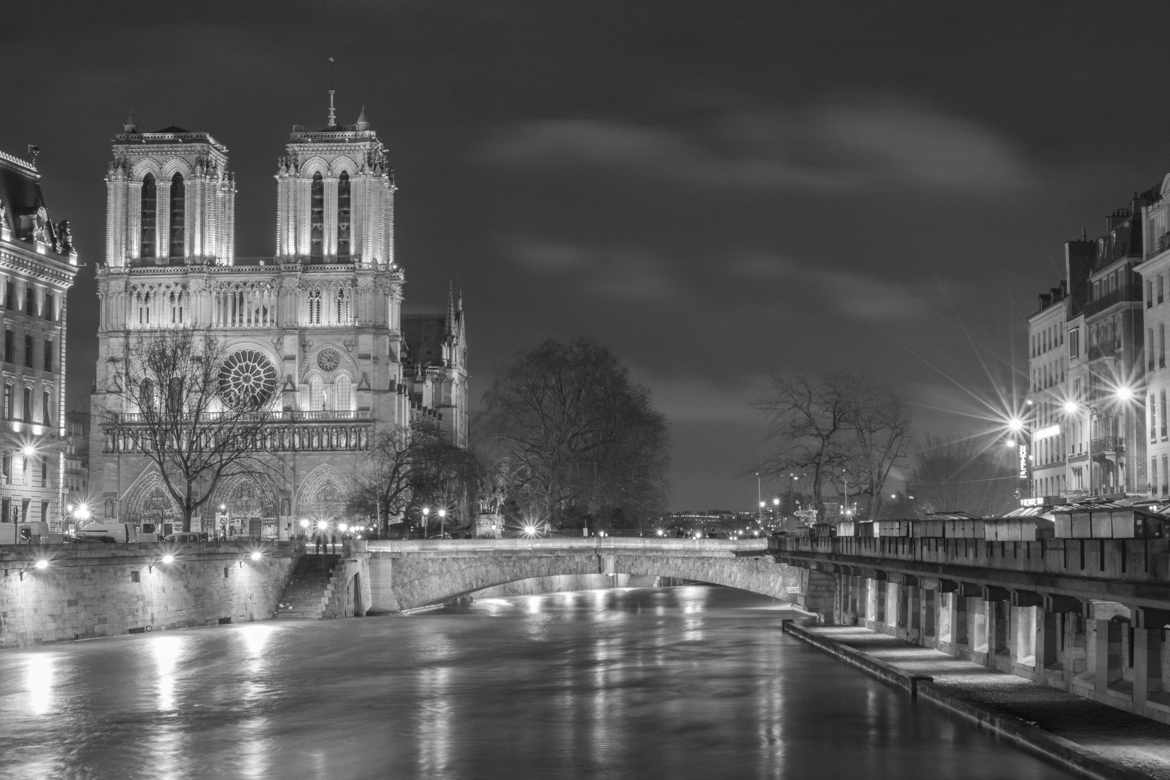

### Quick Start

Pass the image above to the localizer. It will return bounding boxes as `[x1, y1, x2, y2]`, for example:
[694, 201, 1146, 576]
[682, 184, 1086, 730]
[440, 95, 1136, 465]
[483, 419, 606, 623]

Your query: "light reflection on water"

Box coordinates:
[0, 586, 1074, 780]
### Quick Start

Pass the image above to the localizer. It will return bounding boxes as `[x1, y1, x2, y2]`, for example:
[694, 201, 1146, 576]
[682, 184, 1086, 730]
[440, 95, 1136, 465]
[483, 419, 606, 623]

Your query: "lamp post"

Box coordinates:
[754, 471, 762, 525]
[1063, 384, 1136, 497]
[421, 506, 430, 539]
[438, 508, 447, 539]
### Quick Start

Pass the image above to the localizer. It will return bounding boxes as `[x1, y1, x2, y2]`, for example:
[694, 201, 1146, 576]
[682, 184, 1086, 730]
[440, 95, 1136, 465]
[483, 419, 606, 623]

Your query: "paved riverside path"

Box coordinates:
[790, 625, 1170, 780]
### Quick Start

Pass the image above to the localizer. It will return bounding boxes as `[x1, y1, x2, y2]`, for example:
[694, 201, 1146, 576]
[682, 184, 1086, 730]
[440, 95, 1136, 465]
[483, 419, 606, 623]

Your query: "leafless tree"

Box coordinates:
[755, 373, 909, 520]
[109, 331, 276, 533]
[480, 339, 668, 530]
[345, 426, 418, 535]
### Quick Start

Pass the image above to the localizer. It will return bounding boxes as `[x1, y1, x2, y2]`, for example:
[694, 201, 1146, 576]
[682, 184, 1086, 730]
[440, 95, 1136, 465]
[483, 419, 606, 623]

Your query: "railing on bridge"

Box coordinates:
[771, 535, 1170, 583]
[367, 538, 770, 555]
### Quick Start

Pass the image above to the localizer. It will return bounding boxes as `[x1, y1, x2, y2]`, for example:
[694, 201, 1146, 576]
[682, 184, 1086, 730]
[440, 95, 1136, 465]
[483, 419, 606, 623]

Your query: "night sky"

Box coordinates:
[5, 1, 1170, 511]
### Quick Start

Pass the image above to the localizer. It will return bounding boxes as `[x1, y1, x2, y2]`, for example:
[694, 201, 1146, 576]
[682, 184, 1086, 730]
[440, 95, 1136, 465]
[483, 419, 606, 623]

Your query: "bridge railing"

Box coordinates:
[367, 538, 769, 555]
[771, 534, 1170, 583]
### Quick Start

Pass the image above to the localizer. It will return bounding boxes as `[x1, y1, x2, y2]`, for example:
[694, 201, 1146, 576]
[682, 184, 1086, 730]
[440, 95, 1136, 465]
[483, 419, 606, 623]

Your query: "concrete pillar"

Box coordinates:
[802, 568, 837, 624]
[1134, 607, 1170, 712]
[1093, 618, 1110, 697]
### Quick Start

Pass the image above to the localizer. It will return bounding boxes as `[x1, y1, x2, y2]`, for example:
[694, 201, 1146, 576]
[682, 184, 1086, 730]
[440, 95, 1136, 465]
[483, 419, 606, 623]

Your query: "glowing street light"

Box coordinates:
[437, 507, 447, 539]
[522, 523, 539, 538]
[161, 554, 175, 565]
[249, 550, 263, 562]
[33, 558, 48, 570]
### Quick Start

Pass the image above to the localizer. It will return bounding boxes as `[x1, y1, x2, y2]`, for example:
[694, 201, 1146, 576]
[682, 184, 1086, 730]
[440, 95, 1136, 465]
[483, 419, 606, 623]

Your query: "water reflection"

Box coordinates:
[0, 587, 1074, 780]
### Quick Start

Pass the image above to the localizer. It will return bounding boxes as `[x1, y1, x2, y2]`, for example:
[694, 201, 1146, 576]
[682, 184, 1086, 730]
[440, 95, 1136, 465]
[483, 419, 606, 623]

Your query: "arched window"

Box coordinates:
[310, 172, 324, 263]
[334, 374, 352, 412]
[307, 288, 321, 325]
[335, 286, 349, 323]
[338, 171, 351, 262]
[309, 375, 326, 411]
[169, 173, 185, 259]
[141, 174, 156, 259]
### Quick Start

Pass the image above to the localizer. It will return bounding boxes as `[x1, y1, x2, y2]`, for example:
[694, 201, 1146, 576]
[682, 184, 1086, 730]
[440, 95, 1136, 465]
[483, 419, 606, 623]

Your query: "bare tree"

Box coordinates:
[110, 331, 276, 532]
[755, 374, 855, 518]
[848, 387, 911, 520]
[755, 373, 909, 520]
[345, 426, 418, 536]
[480, 339, 669, 530]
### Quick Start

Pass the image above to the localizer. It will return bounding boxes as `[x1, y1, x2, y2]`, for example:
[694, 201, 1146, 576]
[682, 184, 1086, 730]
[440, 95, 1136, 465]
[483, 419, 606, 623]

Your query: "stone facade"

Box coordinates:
[0, 543, 296, 646]
[0, 148, 81, 531]
[90, 106, 468, 537]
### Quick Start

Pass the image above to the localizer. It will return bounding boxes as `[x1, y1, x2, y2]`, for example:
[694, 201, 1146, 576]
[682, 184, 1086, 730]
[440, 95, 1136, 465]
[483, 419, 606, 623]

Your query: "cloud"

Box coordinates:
[504, 237, 686, 302]
[629, 367, 770, 426]
[729, 251, 928, 322]
[480, 97, 1035, 196]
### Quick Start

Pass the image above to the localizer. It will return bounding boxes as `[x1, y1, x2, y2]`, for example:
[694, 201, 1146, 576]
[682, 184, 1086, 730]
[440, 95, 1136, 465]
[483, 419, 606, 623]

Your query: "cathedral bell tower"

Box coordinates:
[104, 116, 236, 267]
[274, 98, 396, 265]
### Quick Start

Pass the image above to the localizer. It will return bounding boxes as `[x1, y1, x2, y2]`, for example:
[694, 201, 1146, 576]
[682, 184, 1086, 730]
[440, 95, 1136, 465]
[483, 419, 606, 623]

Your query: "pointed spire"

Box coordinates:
[445, 281, 457, 338]
[123, 110, 137, 133]
[327, 56, 337, 128]
[355, 105, 370, 131]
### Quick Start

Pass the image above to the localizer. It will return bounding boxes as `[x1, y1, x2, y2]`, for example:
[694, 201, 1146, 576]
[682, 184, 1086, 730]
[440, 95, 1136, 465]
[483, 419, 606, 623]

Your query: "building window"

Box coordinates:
[2, 384, 10, 419]
[141, 173, 157, 259]
[40, 463, 46, 489]
[1, 456, 8, 487]
[309, 375, 325, 410]
[1160, 275, 1166, 304]
[22, 387, 31, 421]
[1163, 454, 1169, 496]
[169, 173, 185, 259]
[1069, 327, 1079, 359]
[1162, 390, 1168, 440]
[24, 287, 35, 316]
[307, 289, 321, 325]
[337, 172, 351, 262]
[43, 340, 52, 372]
[3, 329, 11, 363]
[43, 292, 54, 321]
[24, 334, 33, 369]
[310, 172, 324, 263]
[334, 373, 352, 411]
[1162, 324, 1167, 369]
[42, 390, 51, 427]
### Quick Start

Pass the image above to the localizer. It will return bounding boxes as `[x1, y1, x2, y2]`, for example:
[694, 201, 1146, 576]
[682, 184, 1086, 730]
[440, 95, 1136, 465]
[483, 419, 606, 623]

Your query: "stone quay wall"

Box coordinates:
[0, 542, 297, 647]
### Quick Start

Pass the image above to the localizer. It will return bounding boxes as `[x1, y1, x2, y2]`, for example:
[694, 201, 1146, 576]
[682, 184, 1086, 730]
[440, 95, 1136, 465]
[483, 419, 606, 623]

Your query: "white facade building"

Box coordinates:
[90, 105, 467, 537]
[0, 148, 81, 531]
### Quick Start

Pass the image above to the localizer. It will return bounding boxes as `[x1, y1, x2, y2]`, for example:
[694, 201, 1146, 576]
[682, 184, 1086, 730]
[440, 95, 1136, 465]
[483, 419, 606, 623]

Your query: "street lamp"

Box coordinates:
[421, 506, 430, 538]
[437, 508, 447, 539]
[754, 471, 762, 525]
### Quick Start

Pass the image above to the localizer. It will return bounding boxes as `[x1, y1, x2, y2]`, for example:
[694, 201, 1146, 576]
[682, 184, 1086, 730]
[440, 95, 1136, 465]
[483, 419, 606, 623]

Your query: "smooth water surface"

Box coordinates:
[0, 586, 1072, 779]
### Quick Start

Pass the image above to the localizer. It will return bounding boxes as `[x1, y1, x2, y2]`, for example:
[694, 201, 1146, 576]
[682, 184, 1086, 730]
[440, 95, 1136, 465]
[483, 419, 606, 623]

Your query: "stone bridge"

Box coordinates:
[359, 538, 805, 611]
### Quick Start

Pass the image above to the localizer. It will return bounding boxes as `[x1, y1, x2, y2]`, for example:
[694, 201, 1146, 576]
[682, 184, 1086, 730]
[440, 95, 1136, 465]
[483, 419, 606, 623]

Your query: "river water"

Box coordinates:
[0, 586, 1072, 779]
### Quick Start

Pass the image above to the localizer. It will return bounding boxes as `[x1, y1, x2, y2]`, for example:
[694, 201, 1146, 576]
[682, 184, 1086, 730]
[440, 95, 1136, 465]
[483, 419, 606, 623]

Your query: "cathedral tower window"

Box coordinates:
[309, 375, 326, 410]
[334, 374, 352, 412]
[169, 173, 186, 259]
[335, 287, 350, 323]
[307, 289, 322, 325]
[310, 173, 324, 263]
[141, 173, 157, 259]
[338, 172, 351, 262]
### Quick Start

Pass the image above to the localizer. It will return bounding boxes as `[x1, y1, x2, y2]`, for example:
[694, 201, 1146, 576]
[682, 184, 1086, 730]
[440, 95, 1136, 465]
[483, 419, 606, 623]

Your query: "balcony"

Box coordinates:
[102, 409, 374, 454]
[1083, 286, 1141, 318]
[1090, 436, 1125, 454]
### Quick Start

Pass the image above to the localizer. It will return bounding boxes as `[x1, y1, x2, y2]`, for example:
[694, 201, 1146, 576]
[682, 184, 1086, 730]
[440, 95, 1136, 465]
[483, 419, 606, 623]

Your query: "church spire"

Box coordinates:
[445, 281, 457, 339]
[123, 110, 137, 134]
[355, 105, 370, 131]
[326, 57, 337, 129]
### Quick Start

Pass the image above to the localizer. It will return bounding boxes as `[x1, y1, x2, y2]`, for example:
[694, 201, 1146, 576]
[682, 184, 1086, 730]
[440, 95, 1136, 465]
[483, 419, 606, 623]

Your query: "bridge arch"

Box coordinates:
[372, 543, 803, 611]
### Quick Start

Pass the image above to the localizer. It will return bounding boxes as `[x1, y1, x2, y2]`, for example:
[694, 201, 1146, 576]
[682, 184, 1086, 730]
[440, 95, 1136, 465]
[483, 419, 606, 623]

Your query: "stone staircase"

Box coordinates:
[275, 554, 339, 620]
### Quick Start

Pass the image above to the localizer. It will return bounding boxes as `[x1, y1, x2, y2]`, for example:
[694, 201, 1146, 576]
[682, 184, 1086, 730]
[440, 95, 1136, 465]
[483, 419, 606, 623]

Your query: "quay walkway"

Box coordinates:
[785, 622, 1170, 780]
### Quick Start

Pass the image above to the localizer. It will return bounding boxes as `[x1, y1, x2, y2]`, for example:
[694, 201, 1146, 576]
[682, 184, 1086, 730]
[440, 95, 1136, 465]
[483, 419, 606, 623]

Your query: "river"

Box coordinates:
[0, 585, 1072, 779]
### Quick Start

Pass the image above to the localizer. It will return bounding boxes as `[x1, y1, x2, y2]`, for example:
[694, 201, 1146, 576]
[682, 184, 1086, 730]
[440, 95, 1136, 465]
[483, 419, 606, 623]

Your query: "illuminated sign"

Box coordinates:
[1034, 424, 1061, 439]
[1018, 444, 1029, 479]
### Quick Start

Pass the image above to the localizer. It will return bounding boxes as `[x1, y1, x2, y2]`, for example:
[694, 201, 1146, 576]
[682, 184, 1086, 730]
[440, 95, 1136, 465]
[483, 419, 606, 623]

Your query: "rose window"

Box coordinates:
[219, 350, 277, 410]
[317, 348, 340, 372]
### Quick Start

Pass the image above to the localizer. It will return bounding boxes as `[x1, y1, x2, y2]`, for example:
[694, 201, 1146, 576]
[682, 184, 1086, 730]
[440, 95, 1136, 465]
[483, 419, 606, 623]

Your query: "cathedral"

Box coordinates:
[90, 100, 468, 539]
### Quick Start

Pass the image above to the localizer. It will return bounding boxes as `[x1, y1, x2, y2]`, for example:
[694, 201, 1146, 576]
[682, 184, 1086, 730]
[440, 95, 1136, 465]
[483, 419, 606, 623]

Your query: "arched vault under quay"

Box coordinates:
[362, 540, 808, 612]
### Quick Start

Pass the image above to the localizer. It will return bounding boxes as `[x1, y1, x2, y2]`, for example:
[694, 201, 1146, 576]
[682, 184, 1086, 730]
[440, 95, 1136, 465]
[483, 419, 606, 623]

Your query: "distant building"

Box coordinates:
[1026, 281, 1069, 498]
[0, 148, 81, 530]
